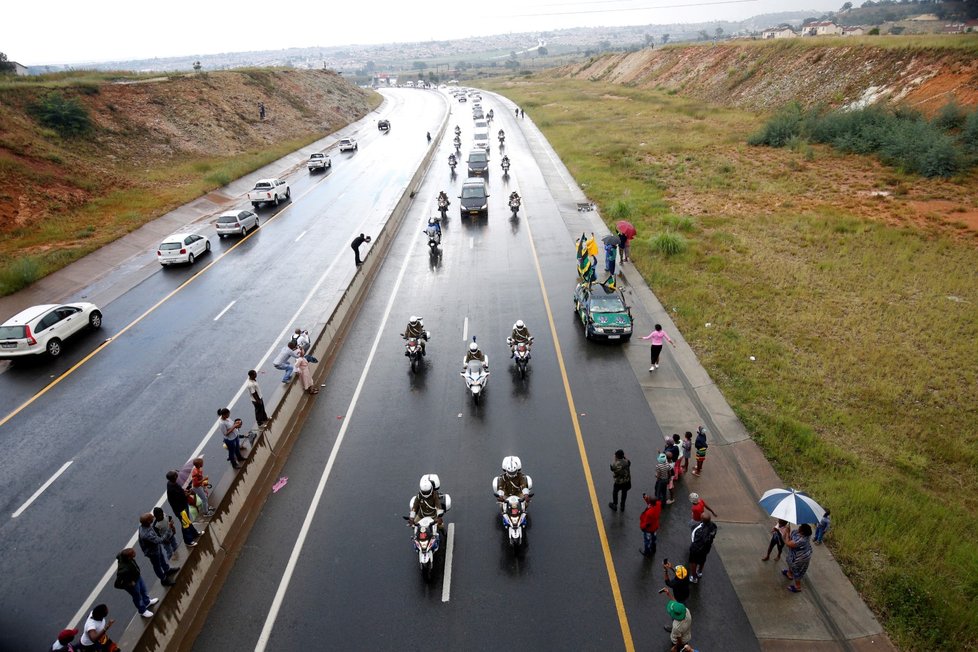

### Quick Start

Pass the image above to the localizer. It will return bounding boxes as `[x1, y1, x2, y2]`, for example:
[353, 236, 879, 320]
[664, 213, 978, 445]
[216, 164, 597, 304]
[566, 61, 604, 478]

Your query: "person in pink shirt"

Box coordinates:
[641, 324, 676, 371]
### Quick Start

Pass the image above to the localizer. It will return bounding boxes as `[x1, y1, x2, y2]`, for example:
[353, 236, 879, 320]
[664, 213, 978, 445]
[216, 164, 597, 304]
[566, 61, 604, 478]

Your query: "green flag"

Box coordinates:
[601, 274, 617, 292]
[576, 232, 587, 261]
[578, 255, 596, 283]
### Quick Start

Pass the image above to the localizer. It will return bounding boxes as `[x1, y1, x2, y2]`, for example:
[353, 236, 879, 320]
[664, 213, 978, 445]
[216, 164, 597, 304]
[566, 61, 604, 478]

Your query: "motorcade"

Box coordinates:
[466, 150, 489, 176]
[459, 178, 489, 218]
[0, 303, 102, 359]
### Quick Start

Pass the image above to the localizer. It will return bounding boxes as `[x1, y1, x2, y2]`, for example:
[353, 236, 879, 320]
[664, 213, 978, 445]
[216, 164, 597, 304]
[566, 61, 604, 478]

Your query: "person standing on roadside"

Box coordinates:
[218, 408, 245, 469]
[294, 348, 319, 395]
[640, 493, 662, 557]
[692, 426, 709, 476]
[292, 328, 318, 363]
[272, 341, 298, 384]
[114, 547, 157, 618]
[608, 449, 631, 511]
[246, 369, 268, 426]
[762, 519, 791, 561]
[351, 233, 372, 266]
[78, 604, 115, 652]
[138, 513, 178, 585]
[166, 471, 201, 546]
[665, 450, 678, 504]
[654, 453, 672, 504]
[662, 562, 691, 604]
[152, 506, 178, 559]
[682, 431, 693, 474]
[604, 241, 617, 275]
[814, 509, 831, 545]
[784, 523, 814, 593]
[664, 599, 692, 652]
[191, 458, 214, 516]
[641, 324, 676, 372]
[687, 513, 718, 583]
[688, 492, 718, 528]
[50, 628, 78, 651]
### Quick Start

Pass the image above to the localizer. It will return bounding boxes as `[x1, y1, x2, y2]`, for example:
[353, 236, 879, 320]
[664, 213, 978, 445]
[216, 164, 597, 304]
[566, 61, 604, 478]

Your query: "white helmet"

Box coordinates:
[428, 217, 437, 225]
[515, 320, 525, 329]
[409, 315, 419, 324]
[419, 477, 433, 496]
[502, 455, 522, 475]
[469, 342, 479, 352]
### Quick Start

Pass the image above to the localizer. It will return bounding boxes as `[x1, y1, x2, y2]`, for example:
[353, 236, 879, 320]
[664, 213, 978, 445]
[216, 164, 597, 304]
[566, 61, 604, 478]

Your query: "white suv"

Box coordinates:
[0, 303, 102, 359]
[338, 137, 358, 152]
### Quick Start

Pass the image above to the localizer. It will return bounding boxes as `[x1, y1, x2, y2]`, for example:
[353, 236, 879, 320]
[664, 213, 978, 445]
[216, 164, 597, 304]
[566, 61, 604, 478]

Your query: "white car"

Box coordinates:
[338, 137, 358, 152]
[308, 152, 332, 172]
[157, 232, 210, 266]
[215, 209, 260, 238]
[0, 303, 102, 359]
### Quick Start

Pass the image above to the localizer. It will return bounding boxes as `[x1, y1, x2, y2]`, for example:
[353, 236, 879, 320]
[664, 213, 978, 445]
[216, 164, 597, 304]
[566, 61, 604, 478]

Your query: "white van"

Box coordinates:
[473, 129, 490, 152]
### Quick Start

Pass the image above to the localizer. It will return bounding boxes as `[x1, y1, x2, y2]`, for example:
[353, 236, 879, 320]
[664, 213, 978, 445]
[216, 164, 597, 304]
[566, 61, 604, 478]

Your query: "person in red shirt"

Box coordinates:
[640, 493, 663, 557]
[688, 492, 717, 529]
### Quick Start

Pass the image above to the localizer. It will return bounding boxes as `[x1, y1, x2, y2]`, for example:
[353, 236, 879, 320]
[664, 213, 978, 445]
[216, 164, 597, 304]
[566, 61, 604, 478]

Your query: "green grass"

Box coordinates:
[483, 77, 978, 651]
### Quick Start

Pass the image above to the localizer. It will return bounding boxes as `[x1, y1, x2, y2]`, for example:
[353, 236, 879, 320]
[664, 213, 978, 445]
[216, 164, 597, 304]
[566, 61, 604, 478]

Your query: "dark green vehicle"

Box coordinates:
[573, 283, 633, 340]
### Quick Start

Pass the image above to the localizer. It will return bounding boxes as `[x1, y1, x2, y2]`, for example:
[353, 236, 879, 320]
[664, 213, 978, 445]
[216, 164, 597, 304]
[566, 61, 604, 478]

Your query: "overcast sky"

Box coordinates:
[6, 0, 843, 66]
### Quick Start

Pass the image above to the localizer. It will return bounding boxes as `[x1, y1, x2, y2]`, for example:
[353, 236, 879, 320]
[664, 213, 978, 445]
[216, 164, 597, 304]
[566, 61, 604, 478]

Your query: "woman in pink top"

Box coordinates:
[640, 324, 675, 371]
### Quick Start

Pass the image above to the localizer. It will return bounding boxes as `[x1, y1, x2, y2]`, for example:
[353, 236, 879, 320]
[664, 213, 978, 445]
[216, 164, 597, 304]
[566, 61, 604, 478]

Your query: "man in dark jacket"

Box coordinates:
[138, 513, 178, 584]
[351, 233, 372, 266]
[687, 513, 718, 583]
[114, 548, 157, 617]
[166, 470, 201, 546]
[609, 449, 631, 511]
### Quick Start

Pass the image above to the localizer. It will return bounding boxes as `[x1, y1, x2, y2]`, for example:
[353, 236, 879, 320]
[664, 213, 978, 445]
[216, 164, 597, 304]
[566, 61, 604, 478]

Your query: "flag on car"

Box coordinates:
[576, 232, 588, 261]
[601, 274, 617, 292]
[578, 255, 596, 283]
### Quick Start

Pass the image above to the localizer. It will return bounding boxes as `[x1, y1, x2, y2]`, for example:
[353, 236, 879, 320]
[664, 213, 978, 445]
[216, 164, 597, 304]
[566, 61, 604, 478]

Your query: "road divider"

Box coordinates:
[118, 99, 450, 652]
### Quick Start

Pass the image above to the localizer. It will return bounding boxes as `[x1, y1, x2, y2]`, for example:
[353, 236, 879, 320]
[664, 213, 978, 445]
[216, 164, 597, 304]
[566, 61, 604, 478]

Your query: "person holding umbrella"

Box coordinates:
[758, 487, 823, 592]
[616, 220, 636, 262]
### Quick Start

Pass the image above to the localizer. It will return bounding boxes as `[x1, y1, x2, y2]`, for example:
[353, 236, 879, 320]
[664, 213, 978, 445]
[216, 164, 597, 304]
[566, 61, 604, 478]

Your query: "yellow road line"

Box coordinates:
[0, 181, 324, 431]
[524, 216, 635, 652]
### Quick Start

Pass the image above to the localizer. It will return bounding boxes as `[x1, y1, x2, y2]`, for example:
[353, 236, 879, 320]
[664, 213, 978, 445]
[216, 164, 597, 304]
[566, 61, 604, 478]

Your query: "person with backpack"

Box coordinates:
[687, 513, 717, 583]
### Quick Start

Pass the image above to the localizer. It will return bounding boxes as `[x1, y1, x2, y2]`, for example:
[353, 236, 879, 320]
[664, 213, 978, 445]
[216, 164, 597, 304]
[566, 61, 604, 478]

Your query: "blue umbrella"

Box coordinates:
[758, 488, 825, 525]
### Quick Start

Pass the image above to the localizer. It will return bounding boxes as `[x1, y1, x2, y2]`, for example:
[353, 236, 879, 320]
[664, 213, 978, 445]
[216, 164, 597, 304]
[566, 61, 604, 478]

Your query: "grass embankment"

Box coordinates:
[482, 79, 978, 650]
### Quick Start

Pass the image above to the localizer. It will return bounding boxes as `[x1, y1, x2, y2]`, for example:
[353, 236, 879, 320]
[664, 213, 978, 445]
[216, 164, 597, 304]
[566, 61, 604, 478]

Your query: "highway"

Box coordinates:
[0, 89, 446, 650]
[191, 91, 758, 651]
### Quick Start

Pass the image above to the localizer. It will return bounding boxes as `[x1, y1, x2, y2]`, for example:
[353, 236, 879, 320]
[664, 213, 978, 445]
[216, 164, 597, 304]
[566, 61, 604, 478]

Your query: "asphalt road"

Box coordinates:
[193, 91, 758, 652]
[0, 89, 447, 651]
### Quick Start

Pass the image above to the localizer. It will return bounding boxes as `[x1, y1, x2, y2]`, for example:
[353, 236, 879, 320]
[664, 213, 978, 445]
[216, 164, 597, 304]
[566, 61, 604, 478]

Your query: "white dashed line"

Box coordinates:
[12, 460, 73, 518]
[462, 317, 469, 342]
[441, 523, 456, 603]
[213, 300, 236, 321]
[295, 230, 307, 242]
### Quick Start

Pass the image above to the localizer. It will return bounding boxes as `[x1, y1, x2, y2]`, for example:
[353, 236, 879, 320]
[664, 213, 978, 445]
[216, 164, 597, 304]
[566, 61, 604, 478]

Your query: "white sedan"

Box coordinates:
[157, 232, 211, 266]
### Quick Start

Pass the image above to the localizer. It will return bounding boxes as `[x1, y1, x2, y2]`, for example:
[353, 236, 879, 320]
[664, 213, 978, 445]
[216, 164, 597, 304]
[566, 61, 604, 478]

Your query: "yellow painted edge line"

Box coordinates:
[0, 178, 327, 431]
[525, 217, 635, 652]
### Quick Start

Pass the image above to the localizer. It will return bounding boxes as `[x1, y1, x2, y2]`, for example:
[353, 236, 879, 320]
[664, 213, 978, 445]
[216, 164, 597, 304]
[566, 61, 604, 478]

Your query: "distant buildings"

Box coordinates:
[761, 25, 797, 39]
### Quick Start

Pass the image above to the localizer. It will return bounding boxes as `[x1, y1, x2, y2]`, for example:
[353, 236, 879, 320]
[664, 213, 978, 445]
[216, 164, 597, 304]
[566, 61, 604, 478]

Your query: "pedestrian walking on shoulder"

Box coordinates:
[515, 107, 520, 117]
[608, 449, 631, 511]
[351, 233, 372, 266]
[604, 242, 617, 275]
[292, 328, 318, 363]
[294, 348, 319, 394]
[166, 471, 201, 546]
[692, 426, 708, 476]
[272, 341, 298, 384]
[641, 324, 675, 372]
[662, 562, 691, 604]
[762, 519, 791, 561]
[246, 369, 268, 426]
[152, 506, 178, 558]
[640, 493, 662, 557]
[191, 458, 213, 516]
[618, 229, 633, 263]
[654, 453, 672, 503]
[114, 548, 157, 618]
[688, 492, 718, 529]
[814, 509, 831, 544]
[664, 599, 692, 652]
[138, 513, 178, 584]
[218, 408, 246, 469]
[682, 431, 693, 474]
[50, 628, 78, 651]
[783, 523, 814, 593]
[687, 513, 718, 583]
[78, 604, 116, 652]
[520, 108, 525, 118]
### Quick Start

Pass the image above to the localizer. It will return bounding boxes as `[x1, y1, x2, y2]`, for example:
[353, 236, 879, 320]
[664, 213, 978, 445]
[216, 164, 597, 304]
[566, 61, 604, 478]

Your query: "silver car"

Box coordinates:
[215, 210, 259, 238]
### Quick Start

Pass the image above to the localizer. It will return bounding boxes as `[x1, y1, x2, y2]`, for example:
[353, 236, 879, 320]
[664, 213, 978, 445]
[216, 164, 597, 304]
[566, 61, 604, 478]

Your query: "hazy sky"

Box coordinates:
[6, 0, 843, 65]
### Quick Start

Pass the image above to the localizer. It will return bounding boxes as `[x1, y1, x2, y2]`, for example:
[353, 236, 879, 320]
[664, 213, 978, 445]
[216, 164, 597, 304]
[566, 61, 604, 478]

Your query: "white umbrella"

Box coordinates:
[758, 488, 825, 525]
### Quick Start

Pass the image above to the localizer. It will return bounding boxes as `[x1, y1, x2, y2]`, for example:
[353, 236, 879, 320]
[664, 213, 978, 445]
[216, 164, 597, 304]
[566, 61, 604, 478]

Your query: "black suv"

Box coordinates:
[459, 179, 489, 218]
[378, 119, 390, 132]
[466, 150, 489, 176]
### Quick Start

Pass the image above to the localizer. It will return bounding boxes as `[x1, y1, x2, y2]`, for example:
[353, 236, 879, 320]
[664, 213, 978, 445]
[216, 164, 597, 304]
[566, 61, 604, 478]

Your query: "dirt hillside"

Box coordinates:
[549, 38, 978, 114]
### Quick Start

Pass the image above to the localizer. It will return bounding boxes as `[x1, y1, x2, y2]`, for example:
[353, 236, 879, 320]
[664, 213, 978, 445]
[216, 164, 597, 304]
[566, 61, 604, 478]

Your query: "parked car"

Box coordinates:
[247, 178, 291, 209]
[573, 283, 633, 340]
[157, 232, 210, 266]
[459, 178, 490, 218]
[466, 150, 489, 176]
[339, 137, 359, 152]
[215, 210, 260, 238]
[307, 152, 332, 172]
[378, 119, 390, 132]
[0, 303, 103, 359]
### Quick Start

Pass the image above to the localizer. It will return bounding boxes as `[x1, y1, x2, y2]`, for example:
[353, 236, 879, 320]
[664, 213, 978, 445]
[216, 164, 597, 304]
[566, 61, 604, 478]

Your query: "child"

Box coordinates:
[762, 519, 791, 561]
[152, 507, 179, 559]
[682, 432, 693, 474]
[191, 458, 214, 516]
[692, 426, 708, 476]
[814, 510, 831, 544]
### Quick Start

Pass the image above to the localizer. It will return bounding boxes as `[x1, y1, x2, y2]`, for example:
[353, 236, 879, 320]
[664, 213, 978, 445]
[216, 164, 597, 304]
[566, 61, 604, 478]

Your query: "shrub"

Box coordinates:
[651, 231, 688, 256]
[961, 110, 978, 155]
[28, 92, 91, 137]
[662, 215, 695, 232]
[609, 199, 633, 220]
[0, 257, 41, 295]
[748, 102, 802, 147]
[933, 101, 966, 131]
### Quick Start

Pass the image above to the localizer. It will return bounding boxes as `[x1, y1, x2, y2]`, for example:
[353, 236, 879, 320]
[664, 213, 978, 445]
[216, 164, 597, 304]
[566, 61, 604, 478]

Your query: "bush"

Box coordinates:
[933, 101, 966, 131]
[650, 231, 687, 256]
[609, 199, 633, 220]
[748, 102, 803, 147]
[662, 215, 695, 232]
[28, 92, 91, 137]
[961, 110, 978, 155]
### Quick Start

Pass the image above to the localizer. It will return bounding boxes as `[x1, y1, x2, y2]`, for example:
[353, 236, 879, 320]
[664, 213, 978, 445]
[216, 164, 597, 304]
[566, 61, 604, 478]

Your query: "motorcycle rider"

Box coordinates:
[508, 319, 532, 358]
[437, 190, 450, 208]
[402, 316, 429, 356]
[463, 341, 488, 369]
[501, 154, 510, 170]
[509, 191, 521, 209]
[454, 125, 461, 136]
[494, 456, 532, 506]
[498, 128, 505, 141]
[409, 475, 444, 537]
[425, 217, 442, 246]
[448, 152, 457, 168]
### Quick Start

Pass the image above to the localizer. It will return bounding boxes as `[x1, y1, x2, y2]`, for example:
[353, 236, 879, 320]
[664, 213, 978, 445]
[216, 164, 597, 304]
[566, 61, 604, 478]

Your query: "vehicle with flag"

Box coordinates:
[573, 282, 633, 341]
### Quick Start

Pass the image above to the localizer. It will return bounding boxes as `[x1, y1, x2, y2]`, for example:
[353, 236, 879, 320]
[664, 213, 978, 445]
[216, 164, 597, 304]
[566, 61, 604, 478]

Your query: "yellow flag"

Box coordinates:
[586, 235, 598, 257]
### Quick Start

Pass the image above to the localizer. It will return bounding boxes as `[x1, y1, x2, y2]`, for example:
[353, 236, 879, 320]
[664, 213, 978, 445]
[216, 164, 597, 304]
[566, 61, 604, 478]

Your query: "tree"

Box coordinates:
[510, 51, 518, 60]
[365, 60, 376, 72]
[662, 34, 670, 44]
[841, 1, 853, 9]
[698, 30, 710, 41]
[537, 46, 548, 56]
[0, 52, 15, 74]
[644, 33, 654, 46]
[715, 27, 724, 38]
[456, 60, 469, 71]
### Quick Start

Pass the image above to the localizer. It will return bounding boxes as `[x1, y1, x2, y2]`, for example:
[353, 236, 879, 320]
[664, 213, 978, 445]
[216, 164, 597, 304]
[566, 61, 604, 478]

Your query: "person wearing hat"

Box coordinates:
[654, 453, 672, 503]
[662, 561, 691, 604]
[664, 598, 692, 652]
[688, 493, 718, 529]
[50, 627, 77, 651]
